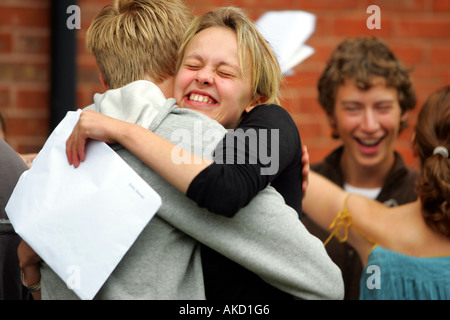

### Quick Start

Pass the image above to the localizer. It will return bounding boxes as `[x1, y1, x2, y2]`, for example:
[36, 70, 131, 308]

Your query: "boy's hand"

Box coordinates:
[18, 240, 42, 300]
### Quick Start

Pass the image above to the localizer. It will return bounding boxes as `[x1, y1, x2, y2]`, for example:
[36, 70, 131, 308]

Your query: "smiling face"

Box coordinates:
[174, 26, 258, 129]
[331, 77, 408, 170]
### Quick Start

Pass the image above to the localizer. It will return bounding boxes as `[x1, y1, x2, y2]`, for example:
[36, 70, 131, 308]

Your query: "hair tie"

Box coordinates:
[433, 146, 449, 158]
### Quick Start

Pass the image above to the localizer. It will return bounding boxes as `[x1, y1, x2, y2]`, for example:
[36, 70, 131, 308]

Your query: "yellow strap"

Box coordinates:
[323, 194, 352, 246]
[323, 193, 377, 247]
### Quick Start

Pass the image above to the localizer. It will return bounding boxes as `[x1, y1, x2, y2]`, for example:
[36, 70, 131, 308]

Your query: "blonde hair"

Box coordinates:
[176, 7, 283, 105]
[86, 0, 194, 89]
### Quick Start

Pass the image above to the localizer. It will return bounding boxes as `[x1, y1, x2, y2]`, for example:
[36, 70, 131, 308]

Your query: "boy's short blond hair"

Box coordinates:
[176, 7, 283, 105]
[87, 0, 194, 89]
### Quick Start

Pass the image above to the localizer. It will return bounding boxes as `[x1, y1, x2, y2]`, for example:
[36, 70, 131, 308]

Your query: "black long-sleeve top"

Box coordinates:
[187, 104, 303, 218]
[186, 104, 304, 299]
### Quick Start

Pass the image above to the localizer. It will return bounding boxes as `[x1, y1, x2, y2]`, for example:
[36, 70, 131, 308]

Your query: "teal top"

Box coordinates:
[360, 246, 450, 300]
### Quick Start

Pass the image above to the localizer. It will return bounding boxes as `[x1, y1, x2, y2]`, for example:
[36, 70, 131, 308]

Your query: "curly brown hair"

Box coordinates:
[415, 85, 450, 238]
[318, 37, 416, 138]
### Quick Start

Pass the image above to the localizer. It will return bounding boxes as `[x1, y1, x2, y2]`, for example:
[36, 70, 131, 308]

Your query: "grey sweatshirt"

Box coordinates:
[41, 80, 343, 300]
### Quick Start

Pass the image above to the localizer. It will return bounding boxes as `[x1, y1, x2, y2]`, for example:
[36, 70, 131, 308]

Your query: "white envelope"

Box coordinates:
[6, 110, 162, 300]
[256, 10, 316, 74]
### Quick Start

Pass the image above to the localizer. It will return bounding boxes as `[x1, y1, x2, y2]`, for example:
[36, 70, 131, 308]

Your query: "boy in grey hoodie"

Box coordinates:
[19, 0, 343, 299]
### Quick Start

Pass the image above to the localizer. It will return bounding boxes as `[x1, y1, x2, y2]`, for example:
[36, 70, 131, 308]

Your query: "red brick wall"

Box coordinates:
[1, 0, 449, 165]
[0, 0, 50, 153]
